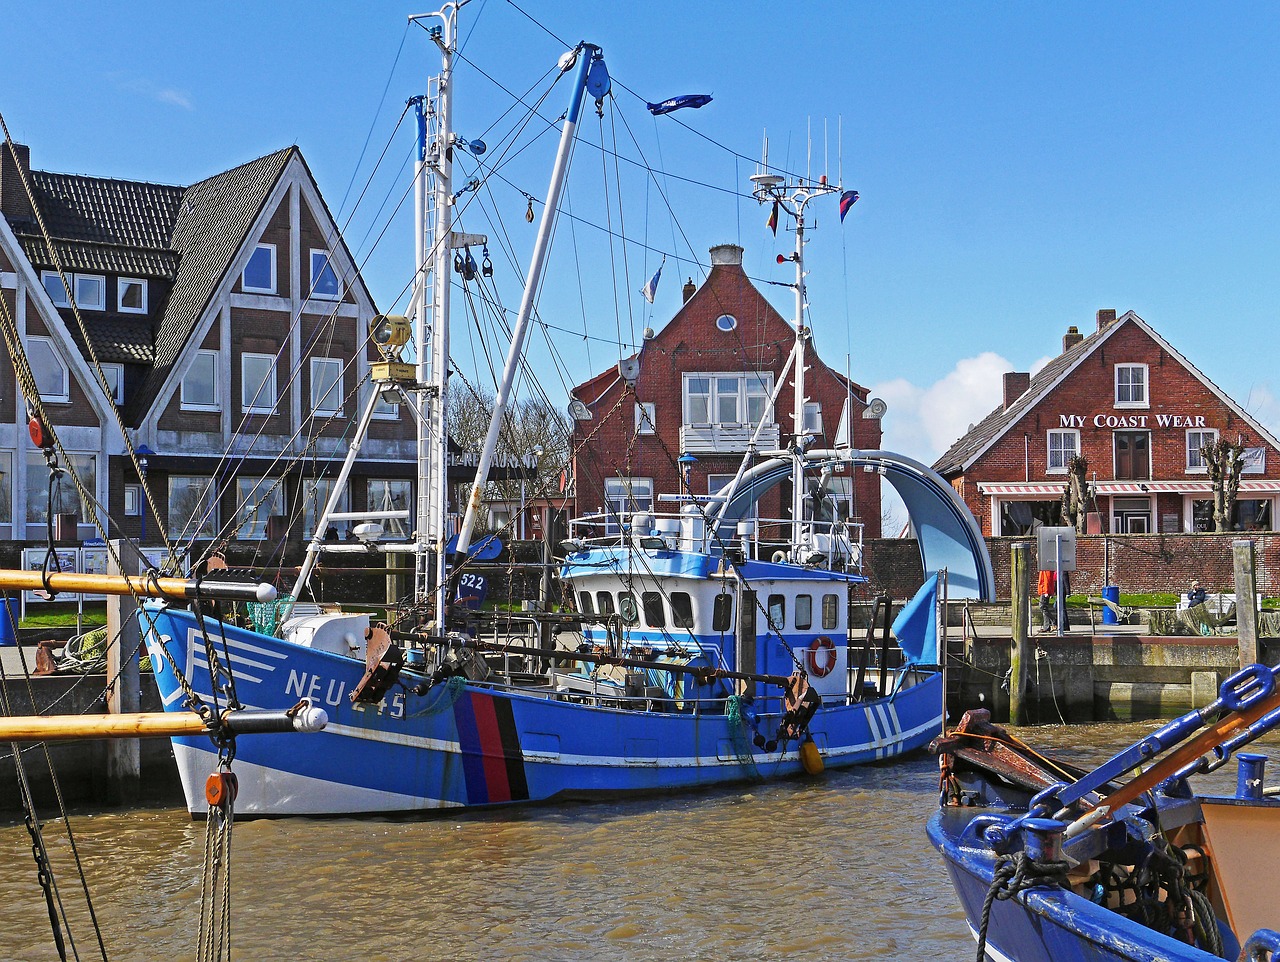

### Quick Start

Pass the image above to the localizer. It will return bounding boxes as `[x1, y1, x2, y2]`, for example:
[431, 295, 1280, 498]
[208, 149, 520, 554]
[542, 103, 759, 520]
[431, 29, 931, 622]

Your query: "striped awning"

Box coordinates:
[979, 480, 1280, 497]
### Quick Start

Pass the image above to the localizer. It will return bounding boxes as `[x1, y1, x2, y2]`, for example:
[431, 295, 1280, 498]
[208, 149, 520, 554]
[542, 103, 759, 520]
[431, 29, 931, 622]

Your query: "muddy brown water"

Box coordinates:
[0, 723, 1275, 961]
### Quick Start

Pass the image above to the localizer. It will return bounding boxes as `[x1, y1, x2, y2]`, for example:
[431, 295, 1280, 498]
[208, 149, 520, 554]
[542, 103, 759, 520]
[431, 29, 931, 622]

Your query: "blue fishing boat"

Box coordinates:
[928, 667, 1280, 961]
[142, 5, 996, 817]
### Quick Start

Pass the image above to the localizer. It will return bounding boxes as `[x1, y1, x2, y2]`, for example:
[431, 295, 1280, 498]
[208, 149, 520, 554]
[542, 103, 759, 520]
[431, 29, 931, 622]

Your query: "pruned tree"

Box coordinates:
[1202, 435, 1247, 532]
[1060, 455, 1090, 533]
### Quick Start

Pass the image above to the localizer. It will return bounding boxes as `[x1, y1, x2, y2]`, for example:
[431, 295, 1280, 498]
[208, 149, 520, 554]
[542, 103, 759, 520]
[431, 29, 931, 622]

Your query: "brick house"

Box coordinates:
[0, 140, 417, 553]
[567, 243, 884, 540]
[934, 309, 1280, 536]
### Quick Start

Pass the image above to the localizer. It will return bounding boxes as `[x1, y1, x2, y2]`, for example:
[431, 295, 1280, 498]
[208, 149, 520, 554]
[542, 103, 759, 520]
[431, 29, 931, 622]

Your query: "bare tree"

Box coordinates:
[1202, 435, 1247, 532]
[1060, 455, 1090, 533]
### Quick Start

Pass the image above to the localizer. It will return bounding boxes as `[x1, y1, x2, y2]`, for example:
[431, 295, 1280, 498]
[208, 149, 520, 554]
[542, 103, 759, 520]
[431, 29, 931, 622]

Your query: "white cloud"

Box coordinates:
[107, 72, 194, 110]
[1242, 382, 1280, 441]
[155, 88, 194, 110]
[871, 351, 1013, 465]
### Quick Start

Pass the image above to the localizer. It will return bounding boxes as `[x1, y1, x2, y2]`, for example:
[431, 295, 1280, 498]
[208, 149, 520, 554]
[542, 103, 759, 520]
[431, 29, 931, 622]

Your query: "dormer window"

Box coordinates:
[74, 274, 105, 311]
[118, 278, 147, 313]
[42, 271, 69, 307]
[309, 249, 341, 300]
[243, 244, 277, 294]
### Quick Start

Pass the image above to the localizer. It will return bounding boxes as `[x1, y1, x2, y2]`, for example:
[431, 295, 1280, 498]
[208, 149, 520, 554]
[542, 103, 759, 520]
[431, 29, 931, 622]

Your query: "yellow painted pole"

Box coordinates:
[0, 712, 208, 742]
[0, 569, 276, 603]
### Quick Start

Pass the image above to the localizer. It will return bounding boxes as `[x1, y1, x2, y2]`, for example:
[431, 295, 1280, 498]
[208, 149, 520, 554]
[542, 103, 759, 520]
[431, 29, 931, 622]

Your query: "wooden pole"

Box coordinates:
[1233, 539, 1259, 667]
[1009, 542, 1032, 725]
[0, 706, 326, 742]
[0, 568, 275, 603]
[106, 540, 141, 805]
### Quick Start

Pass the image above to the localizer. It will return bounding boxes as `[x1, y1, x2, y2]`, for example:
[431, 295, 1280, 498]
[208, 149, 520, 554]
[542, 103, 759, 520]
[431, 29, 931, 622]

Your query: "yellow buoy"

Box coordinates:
[800, 738, 824, 775]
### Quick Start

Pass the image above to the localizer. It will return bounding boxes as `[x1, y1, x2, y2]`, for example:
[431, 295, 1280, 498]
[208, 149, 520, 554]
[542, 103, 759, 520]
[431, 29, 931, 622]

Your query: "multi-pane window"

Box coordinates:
[310, 357, 343, 415]
[301, 477, 348, 538]
[604, 477, 652, 533]
[168, 476, 219, 539]
[1115, 364, 1148, 407]
[28, 336, 69, 402]
[118, 278, 147, 313]
[635, 401, 656, 435]
[802, 402, 823, 433]
[243, 244, 276, 293]
[367, 480, 410, 537]
[1186, 429, 1218, 471]
[1047, 429, 1079, 473]
[309, 249, 340, 300]
[682, 373, 772, 426]
[167, 475, 217, 542]
[235, 477, 285, 540]
[181, 350, 219, 410]
[242, 353, 277, 413]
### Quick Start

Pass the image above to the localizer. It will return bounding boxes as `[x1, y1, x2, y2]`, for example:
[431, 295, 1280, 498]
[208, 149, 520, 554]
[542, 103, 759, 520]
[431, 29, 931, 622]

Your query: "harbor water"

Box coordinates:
[0, 723, 1276, 961]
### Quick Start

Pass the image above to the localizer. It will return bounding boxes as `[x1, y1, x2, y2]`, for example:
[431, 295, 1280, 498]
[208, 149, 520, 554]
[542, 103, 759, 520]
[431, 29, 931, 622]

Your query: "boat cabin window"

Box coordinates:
[618, 592, 639, 625]
[795, 594, 812, 631]
[596, 591, 614, 615]
[670, 592, 694, 629]
[767, 594, 785, 630]
[822, 594, 840, 630]
[578, 591, 594, 615]
[712, 593, 733, 632]
[642, 591, 665, 628]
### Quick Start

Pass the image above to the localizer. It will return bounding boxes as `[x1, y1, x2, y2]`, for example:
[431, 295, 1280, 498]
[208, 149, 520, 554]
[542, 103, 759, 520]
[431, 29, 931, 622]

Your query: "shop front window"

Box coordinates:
[1192, 498, 1272, 532]
[999, 499, 1063, 536]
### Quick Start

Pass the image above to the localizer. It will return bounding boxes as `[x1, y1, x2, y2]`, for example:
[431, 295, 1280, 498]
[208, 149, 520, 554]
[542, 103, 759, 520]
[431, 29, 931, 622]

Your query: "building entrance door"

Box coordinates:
[1112, 496, 1151, 533]
[1114, 431, 1151, 480]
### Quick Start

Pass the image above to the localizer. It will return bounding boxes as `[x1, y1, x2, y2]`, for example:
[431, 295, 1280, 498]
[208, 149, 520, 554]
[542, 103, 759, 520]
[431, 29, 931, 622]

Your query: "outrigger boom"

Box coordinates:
[0, 706, 327, 742]
[0, 568, 277, 603]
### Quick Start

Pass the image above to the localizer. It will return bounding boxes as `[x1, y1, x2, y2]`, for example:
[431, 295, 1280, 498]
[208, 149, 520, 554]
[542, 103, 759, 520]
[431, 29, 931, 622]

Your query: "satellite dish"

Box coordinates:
[863, 397, 888, 420]
[618, 357, 640, 385]
[568, 399, 592, 420]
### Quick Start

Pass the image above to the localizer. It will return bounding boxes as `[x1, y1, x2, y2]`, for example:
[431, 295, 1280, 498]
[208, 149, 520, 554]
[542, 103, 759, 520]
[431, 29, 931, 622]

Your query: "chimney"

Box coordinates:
[1063, 325, 1084, 352]
[682, 277, 696, 303]
[1096, 308, 1117, 331]
[1003, 371, 1030, 410]
[708, 243, 744, 269]
[0, 141, 34, 224]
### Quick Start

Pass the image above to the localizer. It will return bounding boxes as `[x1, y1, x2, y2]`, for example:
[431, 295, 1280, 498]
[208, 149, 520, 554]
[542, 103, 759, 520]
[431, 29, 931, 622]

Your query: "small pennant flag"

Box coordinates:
[640, 256, 665, 303]
[645, 94, 713, 115]
[839, 189, 860, 222]
[767, 200, 779, 235]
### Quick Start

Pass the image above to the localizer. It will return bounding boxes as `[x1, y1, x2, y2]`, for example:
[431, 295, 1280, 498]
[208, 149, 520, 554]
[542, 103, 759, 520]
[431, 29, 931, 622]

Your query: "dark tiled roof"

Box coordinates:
[932, 324, 1109, 476]
[27, 170, 184, 251]
[18, 236, 179, 278]
[66, 319, 155, 364]
[124, 147, 295, 423]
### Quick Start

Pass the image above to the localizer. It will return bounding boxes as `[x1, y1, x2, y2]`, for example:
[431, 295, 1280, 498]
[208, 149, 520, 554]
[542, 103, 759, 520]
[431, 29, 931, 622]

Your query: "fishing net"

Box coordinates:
[407, 675, 467, 717]
[725, 694, 761, 778]
[247, 595, 294, 638]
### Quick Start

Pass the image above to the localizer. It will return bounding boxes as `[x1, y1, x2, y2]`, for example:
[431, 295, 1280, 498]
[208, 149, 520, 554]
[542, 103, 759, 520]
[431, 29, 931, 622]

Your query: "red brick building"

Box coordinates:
[934, 309, 1280, 536]
[568, 243, 884, 539]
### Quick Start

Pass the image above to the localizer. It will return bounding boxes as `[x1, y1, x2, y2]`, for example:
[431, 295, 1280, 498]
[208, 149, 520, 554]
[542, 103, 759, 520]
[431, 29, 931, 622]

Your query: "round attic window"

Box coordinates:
[715, 313, 737, 332]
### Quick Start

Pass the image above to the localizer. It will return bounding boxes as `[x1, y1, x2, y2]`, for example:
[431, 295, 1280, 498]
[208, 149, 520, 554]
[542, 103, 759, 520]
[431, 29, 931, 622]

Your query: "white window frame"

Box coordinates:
[309, 248, 341, 301]
[243, 243, 277, 294]
[0, 451, 13, 526]
[123, 484, 142, 516]
[100, 362, 124, 404]
[310, 357, 343, 416]
[682, 372, 774, 428]
[1047, 428, 1080, 474]
[26, 451, 96, 530]
[635, 401, 656, 435]
[803, 401, 823, 434]
[74, 273, 106, 311]
[367, 479, 411, 538]
[241, 353, 277, 414]
[181, 349, 220, 412]
[29, 336, 70, 402]
[1186, 428, 1218, 473]
[41, 270, 70, 307]
[118, 277, 148, 314]
[604, 477, 653, 534]
[707, 473, 736, 497]
[1115, 363, 1149, 408]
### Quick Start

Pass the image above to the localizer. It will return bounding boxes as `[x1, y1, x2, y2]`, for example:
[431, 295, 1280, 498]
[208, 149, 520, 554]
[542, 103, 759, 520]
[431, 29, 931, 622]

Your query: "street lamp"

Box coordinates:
[520, 445, 544, 540]
[136, 445, 153, 543]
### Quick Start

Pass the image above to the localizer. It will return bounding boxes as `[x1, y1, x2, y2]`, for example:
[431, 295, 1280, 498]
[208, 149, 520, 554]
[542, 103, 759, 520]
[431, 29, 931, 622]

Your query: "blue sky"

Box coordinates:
[5, 1, 1279, 469]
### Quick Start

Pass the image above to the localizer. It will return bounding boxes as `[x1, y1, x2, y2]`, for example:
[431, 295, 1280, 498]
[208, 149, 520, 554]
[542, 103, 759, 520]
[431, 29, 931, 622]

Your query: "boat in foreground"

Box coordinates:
[928, 665, 1280, 961]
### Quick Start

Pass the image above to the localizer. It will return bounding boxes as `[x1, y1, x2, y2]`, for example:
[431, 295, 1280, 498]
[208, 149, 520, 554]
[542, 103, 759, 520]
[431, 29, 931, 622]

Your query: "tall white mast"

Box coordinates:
[750, 168, 838, 553]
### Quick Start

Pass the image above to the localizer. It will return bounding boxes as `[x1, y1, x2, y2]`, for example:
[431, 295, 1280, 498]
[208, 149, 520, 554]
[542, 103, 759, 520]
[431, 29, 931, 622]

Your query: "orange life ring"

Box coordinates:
[806, 636, 837, 677]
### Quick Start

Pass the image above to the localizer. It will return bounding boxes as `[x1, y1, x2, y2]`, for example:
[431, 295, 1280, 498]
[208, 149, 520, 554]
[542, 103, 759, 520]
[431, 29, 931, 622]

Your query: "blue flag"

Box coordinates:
[640, 257, 664, 303]
[891, 573, 939, 666]
[646, 94, 713, 116]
